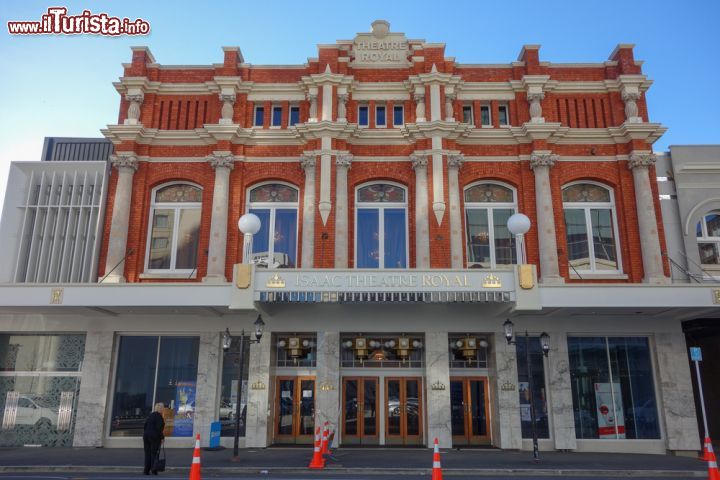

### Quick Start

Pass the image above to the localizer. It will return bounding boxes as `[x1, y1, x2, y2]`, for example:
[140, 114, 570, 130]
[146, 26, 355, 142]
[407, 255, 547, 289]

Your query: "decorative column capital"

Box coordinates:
[628, 152, 656, 170]
[447, 154, 464, 169]
[300, 154, 316, 172]
[110, 154, 139, 172]
[207, 152, 235, 170]
[621, 91, 640, 103]
[219, 93, 236, 103]
[410, 154, 428, 169]
[125, 93, 144, 104]
[529, 153, 559, 170]
[336, 154, 353, 169]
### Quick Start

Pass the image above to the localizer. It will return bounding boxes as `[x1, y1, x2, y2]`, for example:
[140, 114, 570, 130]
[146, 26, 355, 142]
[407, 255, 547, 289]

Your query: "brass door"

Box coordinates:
[450, 376, 491, 445]
[385, 377, 423, 445]
[274, 376, 315, 444]
[342, 377, 379, 445]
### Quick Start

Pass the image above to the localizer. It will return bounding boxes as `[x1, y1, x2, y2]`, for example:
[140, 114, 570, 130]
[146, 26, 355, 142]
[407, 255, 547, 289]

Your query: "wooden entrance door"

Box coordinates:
[342, 377, 379, 445]
[274, 376, 315, 444]
[385, 377, 423, 445]
[450, 376, 491, 445]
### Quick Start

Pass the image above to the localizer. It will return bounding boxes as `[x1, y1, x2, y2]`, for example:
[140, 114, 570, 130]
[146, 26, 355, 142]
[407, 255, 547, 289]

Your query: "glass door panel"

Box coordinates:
[450, 377, 491, 446]
[362, 379, 377, 438]
[298, 379, 315, 440]
[274, 377, 314, 444]
[405, 379, 421, 439]
[450, 380, 465, 438]
[469, 379, 487, 438]
[342, 377, 378, 445]
[385, 377, 423, 446]
[386, 379, 401, 439]
[344, 379, 358, 438]
[276, 378, 295, 438]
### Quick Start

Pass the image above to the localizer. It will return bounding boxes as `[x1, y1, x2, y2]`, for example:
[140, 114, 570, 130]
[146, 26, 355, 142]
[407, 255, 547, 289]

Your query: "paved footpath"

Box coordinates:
[0, 446, 708, 477]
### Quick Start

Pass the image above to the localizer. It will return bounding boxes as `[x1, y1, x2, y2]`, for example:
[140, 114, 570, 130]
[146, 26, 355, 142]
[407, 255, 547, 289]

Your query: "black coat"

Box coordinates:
[143, 411, 165, 440]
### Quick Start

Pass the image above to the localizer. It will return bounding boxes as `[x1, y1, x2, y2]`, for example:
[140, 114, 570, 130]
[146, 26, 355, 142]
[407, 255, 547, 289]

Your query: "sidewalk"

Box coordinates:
[0, 446, 707, 477]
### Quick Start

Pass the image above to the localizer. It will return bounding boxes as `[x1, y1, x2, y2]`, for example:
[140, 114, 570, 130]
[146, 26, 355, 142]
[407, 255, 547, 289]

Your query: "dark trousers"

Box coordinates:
[143, 437, 161, 474]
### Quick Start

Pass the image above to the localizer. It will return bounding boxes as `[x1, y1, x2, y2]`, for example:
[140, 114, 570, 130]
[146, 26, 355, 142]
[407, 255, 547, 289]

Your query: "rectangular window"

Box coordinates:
[462, 105, 474, 125]
[564, 208, 618, 272]
[516, 336, 549, 439]
[498, 104, 509, 125]
[219, 336, 249, 437]
[480, 105, 491, 126]
[254, 106, 264, 127]
[271, 106, 282, 127]
[383, 208, 407, 268]
[376, 105, 386, 127]
[393, 105, 404, 126]
[356, 209, 379, 268]
[568, 336, 660, 440]
[289, 106, 300, 126]
[110, 336, 200, 437]
[0, 334, 85, 372]
[358, 105, 369, 127]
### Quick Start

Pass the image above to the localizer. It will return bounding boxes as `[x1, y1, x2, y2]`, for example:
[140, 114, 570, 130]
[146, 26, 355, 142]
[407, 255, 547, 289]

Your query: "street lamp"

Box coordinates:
[503, 318, 549, 463]
[225, 314, 266, 462]
[507, 213, 531, 264]
[238, 213, 262, 265]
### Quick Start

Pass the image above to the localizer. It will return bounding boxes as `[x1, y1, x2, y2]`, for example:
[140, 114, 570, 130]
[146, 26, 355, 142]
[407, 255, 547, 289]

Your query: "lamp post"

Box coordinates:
[507, 213, 531, 264]
[224, 314, 266, 462]
[238, 213, 262, 265]
[503, 319, 549, 463]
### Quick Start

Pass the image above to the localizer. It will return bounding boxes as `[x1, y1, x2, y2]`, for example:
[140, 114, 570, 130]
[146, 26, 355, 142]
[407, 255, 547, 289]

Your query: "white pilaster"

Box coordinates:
[546, 331, 576, 450]
[204, 153, 234, 282]
[334, 155, 352, 268]
[318, 137, 332, 226]
[300, 154, 316, 268]
[530, 153, 564, 284]
[447, 154, 464, 268]
[430, 83, 441, 121]
[425, 332, 452, 448]
[103, 155, 139, 283]
[492, 333, 522, 449]
[245, 333, 272, 448]
[431, 136, 445, 225]
[322, 84, 333, 121]
[194, 332, 221, 445]
[411, 154, 430, 268]
[315, 332, 341, 447]
[73, 331, 114, 446]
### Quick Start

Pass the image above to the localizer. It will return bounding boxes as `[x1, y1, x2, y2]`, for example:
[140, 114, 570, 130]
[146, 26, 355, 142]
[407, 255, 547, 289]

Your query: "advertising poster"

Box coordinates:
[518, 382, 531, 421]
[594, 383, 625, 438]
[173, 381, 196, 437]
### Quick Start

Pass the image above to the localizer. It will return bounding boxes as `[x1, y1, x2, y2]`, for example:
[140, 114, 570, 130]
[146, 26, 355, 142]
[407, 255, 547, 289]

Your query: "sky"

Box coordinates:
[0, 0, 719, 215]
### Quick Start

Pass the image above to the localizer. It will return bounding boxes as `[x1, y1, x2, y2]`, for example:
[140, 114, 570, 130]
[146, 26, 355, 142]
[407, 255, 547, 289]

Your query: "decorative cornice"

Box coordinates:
[628, 152, 656, 169]
[207, 152, 235, 170]
[529, 153, 559, 170]
[447, 153, 464, 169]
[410, 153, 428, 169]
[336, 153, 353, 168]
[110, 154, 139, 171]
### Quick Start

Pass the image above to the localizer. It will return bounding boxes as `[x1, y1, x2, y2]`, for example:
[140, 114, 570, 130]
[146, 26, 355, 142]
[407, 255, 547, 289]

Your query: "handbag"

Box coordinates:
[154, 442, 166, 472]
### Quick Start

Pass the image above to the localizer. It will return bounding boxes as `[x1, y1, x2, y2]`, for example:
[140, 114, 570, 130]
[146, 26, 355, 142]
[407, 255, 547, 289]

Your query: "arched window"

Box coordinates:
[696, 211, 720, 265]
[146, 183, 202, 273]
[464, 182, 517, 268]
[248, 183, 299, 268]
[355, 182, 408, 268]
[562, 182, 621, 273]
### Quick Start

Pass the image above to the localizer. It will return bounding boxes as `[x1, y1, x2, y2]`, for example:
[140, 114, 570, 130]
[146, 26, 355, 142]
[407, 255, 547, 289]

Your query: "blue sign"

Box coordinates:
[690, 347, 702, 362]
[209, 421, 221, 449]
[173, 381, 196, 437]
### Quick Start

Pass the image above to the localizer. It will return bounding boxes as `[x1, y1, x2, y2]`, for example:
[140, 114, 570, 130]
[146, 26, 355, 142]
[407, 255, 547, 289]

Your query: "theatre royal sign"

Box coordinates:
[351, 20, 411, 68]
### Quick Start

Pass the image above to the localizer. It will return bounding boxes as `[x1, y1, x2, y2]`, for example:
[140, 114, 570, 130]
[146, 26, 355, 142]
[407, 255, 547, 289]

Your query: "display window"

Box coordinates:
[515, 336, 550, 439]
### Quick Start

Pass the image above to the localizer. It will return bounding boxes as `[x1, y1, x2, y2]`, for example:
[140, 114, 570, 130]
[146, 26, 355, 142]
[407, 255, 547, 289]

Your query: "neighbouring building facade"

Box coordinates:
[1, 21, 718, 454]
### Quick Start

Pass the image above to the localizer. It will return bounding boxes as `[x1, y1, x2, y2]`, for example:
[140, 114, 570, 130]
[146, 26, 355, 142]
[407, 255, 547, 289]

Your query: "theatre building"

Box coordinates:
[0, 21, 717, 454]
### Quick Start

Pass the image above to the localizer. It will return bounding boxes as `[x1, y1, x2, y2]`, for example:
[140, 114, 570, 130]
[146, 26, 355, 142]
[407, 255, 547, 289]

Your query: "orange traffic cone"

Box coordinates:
[701, 437, 714, 461]
[319, 421, 329, 459]
[308, 426, 324, 469]
[709, 447, 720, 480]
[431, 438, 443, 480]
[189, 433, 201, 480]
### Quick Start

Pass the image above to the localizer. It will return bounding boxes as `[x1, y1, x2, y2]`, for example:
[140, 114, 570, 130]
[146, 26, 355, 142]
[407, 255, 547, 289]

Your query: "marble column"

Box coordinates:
[315, 332, 340, 447]
[103, 155, 139, 283]
[546, 331, 576, 450]
[411, 154, 430, 268]
[193, 332, 222, 445]
[655, 332, 700, 452]
[245, 333, 272, 448]
[529, 153, 563, 284]
[491, 333, 522, 449]
[629, 153, 668, 283]
[73, 330, 114, 447]
[204, 153, 234, 282]
[425, 332, 452, 448]
[334, 155, 352, 268]
[447, 154, 464, 269]
[300, 154, 316, 268]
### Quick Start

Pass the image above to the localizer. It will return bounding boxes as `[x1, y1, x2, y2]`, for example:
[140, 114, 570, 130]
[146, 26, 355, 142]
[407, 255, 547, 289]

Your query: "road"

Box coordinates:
[0, 475, 702, 480]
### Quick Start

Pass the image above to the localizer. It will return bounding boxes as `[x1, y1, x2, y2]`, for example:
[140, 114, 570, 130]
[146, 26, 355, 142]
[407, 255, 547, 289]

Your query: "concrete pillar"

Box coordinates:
[315, 332, 341, 447]
[425, 332, 452, 448]
[491, 333, 522, 449]
[629, 153, 669, 283]
[655, 331, 700, 453]
[447, 154, 464, 269]
[411, 154, 430, 268]
[546, 331, 576, 450]
[103, 155, 138, 283]
[431, 136, 445, 225]
[73, 331, 114, 446]
[245, 333, 272, 447]
[300, 154, 316, 268]
[204, 153, 234, 282]
[334, 155, 352, 268]
[194, 332, 221, 445]
[318, 137, 332, 226]
[530, 153, 563, 284]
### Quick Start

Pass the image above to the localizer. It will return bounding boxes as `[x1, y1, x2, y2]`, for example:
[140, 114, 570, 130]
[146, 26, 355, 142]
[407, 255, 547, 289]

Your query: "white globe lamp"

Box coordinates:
[238, 213, 262, 264]
[507, 213, 531, 264]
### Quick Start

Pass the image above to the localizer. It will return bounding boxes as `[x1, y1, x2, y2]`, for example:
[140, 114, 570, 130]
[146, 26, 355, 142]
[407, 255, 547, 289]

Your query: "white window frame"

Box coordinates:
[498, 103, 510, 126]
[354, 181, 409, 269]
[696, 211, 720, 267]
[461, 104, 474, 126]
[480, 104, 492, 127]
[562, 181, 623, 274]
[288, 104, 300, 126]
[270, 104, 282, 128]
[246, 181, 300, 269]
[253, 105, 264, 127]
[358, 104, 369, 128]
[392, 104, 404, 127]
[463, 181, 518, 269]
[375, 104, 387, 127]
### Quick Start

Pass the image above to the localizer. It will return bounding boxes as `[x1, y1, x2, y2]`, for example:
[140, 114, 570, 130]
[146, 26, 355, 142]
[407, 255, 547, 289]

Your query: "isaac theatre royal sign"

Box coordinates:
[351, 20, 410, 68]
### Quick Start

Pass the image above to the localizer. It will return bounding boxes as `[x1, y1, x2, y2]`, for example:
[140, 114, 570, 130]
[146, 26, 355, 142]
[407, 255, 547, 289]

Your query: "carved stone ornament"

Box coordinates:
[125, 94, 144, 122]
[529, 153, 559, 170]
[208, 152, 235, 170]
[445, 93, 455, 120]
[415, 93, 426, 120]
[300, 154, 316, 171]
[337, 94, 348, 120]
[307, 93, 318, 120]
[527, 92, 544, 120]
[622, 91, 640, 121]
[219, 93, 236, 122]
[410, 154, 428, 169]
[447, 154, 464, 169]
[110, 154, 139, 171]
[336, 154, 353, 169]
[628, 153, 656, 170]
